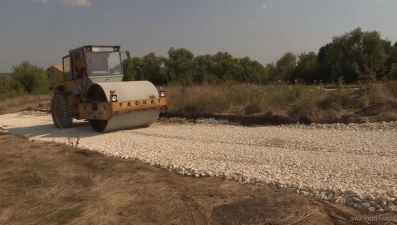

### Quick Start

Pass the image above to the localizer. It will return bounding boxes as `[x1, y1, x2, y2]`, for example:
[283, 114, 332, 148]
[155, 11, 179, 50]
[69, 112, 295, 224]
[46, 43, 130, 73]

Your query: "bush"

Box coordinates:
[318, 94, 342, 111]
[11, 61, 49, 94]
[0, 76, 24, 100]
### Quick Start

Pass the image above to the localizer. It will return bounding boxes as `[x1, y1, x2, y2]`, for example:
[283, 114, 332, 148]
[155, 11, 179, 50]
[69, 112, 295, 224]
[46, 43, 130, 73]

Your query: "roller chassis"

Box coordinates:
[78, 97, 167, 121]
[49, 45, 167, 132]
[51, 92, 167, 127]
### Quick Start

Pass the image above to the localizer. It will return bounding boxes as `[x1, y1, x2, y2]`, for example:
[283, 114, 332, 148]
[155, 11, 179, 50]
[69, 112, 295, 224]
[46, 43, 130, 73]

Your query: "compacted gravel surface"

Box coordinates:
[1, 111, 397, 212]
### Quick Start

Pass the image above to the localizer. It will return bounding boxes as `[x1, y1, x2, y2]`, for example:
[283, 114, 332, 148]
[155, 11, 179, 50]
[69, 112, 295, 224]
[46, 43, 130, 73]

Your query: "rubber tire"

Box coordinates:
[51, 94, 73, 129]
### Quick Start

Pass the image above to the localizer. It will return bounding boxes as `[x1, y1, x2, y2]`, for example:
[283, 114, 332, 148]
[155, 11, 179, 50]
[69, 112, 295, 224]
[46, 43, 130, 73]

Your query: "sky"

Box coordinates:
[0, 0, 396, 72]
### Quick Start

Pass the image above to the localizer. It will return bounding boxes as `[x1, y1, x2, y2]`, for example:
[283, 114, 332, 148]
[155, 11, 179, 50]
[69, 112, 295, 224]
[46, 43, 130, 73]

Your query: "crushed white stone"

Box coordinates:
[1, 111, 397, 212]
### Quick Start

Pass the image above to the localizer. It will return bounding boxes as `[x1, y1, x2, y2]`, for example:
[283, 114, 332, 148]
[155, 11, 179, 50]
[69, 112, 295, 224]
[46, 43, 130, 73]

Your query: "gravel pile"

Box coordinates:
[1, 112, 397, 212]
[159, 117, 233, 125]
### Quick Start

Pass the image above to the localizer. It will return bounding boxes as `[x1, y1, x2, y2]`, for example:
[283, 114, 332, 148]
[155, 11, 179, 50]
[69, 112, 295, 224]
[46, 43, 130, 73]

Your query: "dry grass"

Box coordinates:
[0, 94, 51, 112]
[165, 83, 328, 115]
[2, 82, 397, 125]
[0, 133, 392, 225]
[164, 82, 397, 124]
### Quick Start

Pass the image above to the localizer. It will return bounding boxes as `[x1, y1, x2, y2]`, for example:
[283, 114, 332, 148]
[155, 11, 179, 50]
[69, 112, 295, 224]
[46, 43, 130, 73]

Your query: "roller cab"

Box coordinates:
[49, 45, 168, 132]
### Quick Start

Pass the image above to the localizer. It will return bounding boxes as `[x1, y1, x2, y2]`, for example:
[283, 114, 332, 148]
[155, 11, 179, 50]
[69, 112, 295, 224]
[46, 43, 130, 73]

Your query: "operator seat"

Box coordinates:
[75, 57, 87, 78]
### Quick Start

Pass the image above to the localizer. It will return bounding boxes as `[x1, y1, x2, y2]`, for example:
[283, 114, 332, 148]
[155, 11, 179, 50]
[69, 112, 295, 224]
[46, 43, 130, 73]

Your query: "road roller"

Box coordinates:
[49, 45, 167, 132]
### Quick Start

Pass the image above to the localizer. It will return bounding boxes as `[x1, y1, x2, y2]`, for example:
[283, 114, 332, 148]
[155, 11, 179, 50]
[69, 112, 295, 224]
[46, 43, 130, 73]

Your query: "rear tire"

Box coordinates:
[51, 93, 73, 129]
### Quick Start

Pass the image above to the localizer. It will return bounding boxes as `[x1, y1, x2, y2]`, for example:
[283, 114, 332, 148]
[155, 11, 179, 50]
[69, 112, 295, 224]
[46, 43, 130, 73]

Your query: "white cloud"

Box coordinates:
[259, 1, 274, 9]
[63, 0, 91, 6]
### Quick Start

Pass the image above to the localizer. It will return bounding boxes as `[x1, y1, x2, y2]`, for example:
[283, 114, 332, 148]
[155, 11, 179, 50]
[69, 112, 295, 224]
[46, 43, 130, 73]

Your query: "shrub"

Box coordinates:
[318, 94, 342, 111]
[11, 61, 49, 94]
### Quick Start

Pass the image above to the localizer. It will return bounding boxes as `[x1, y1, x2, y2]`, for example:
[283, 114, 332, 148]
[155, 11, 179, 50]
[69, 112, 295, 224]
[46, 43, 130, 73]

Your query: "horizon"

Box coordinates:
[0, 0, 396, 72]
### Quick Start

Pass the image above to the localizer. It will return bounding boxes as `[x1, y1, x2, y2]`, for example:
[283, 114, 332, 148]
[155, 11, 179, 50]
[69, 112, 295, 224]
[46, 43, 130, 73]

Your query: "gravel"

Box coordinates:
[1, 111, 397, 212]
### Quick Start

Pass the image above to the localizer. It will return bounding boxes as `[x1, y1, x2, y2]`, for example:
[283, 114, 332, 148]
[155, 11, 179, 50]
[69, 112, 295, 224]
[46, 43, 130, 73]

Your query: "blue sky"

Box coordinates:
[0, 0, 396, 72]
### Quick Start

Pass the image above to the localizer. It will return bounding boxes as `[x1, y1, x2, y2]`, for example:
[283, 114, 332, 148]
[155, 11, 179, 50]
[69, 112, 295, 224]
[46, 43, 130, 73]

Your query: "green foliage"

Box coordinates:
[0, 61, 52, 100]
[122, 47, 271, 86]
[119, 27, 396, 86]
[275, 52, 297, 82]
[316, 27, 392, 84]
[0, 76, 24, 100]
[11, 61, 49, 94]
[292, 51, 319, 84]
[164, 47, 196, 84]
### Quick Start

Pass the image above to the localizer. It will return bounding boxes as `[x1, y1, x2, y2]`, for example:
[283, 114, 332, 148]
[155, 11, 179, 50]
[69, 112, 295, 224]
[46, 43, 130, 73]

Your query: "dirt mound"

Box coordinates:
[163, 111, 297, 126]
[358, 102, 397, 117]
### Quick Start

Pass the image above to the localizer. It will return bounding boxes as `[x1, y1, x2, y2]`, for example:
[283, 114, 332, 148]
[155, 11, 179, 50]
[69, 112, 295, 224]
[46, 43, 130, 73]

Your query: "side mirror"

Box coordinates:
[126, 51, 131, 58]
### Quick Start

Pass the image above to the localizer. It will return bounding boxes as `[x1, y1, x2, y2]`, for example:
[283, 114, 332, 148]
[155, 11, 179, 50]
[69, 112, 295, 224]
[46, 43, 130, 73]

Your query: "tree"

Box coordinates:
[140, 52, 167, 85]
[355, 30, 388, 83]
[163, 47, 195, 86]
[122, 57, 143, 81]
[236, 57, 270, 83]
[275, 52, 297, 82]
[317, 27, 388, 84]
[386, 45, 397, 79]
[194, 54, 217, 83]
[211, 52, 237, 81]
[11, 61, 48, 94]
[292, 51, 319, 84]
[265, 63, 278, 82]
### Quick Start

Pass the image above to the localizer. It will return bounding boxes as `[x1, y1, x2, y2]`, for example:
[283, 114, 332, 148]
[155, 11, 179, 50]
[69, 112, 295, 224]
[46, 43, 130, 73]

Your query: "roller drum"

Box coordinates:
[86, 81, 161, 132]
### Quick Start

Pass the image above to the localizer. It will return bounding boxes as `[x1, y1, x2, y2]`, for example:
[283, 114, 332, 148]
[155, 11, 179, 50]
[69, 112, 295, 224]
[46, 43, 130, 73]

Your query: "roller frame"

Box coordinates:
[78, 97, 167, 120]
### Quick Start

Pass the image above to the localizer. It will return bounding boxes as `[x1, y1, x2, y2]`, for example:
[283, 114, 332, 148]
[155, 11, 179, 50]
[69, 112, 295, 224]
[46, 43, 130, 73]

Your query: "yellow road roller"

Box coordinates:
[49, 45, 167, 132]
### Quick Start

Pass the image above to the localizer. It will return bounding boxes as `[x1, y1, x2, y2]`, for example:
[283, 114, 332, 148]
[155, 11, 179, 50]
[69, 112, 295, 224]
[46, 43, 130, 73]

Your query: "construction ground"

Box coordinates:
[0, 97, 397, 225]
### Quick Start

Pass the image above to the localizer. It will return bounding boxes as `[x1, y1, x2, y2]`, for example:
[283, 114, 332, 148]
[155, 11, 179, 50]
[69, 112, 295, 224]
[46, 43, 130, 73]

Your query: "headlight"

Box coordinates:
[160, 91, 165, 97]
[111, 95, 117, 102]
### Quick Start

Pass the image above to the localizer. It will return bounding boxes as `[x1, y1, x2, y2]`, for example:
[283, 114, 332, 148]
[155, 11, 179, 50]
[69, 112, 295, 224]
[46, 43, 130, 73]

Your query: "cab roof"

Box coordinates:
[68, 45, 121, 54]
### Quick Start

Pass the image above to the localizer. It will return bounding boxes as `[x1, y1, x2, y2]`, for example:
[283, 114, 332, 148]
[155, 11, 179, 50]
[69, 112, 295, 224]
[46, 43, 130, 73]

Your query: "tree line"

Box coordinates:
[122, 27, 397, 85]
[2, 26, 396, 98]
